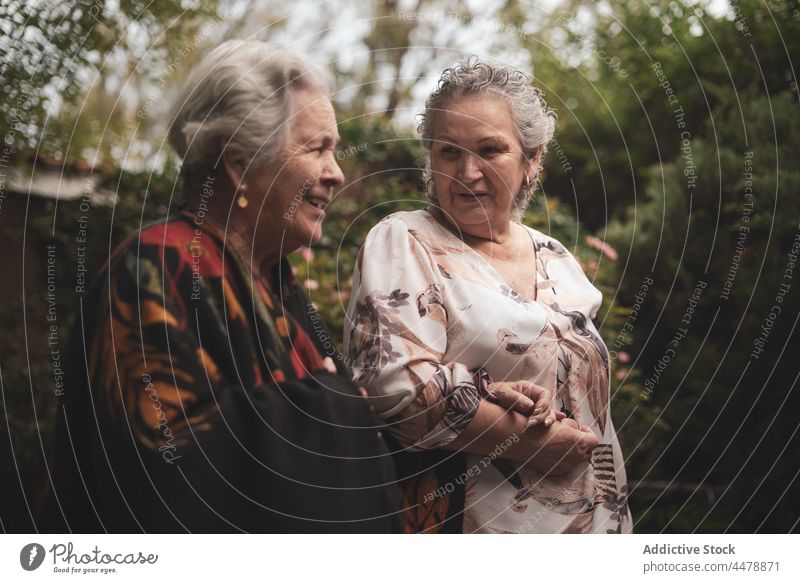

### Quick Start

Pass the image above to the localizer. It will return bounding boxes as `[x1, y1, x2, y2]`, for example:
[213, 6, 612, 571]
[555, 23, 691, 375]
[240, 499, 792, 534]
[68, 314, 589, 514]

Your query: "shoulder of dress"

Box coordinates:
[112, 216, 223, 282]
[380, 209, 443, 240]
[368, 211, 442, 255]
[136, 215, 203, 249]
[368, 211, 417, 241]
[374, 209, 431, 230]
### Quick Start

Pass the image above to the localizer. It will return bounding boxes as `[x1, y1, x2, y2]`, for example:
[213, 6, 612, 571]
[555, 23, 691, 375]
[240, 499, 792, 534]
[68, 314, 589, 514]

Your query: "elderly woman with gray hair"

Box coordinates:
[42, 40, 399, 533]
[345, 57, 631, 533]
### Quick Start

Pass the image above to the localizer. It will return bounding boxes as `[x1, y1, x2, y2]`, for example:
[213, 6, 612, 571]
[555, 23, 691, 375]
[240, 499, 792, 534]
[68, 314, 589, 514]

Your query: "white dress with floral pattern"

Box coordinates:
[345, 209, 632, 533]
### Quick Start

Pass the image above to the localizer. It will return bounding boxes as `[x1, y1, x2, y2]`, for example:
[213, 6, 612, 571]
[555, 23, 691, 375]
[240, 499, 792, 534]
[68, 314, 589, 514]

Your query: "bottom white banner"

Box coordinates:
[1, 534, 797, 581]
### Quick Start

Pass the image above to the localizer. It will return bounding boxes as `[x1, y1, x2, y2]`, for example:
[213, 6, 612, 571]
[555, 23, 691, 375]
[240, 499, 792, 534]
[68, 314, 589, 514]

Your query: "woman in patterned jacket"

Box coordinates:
[345, 58, 631, 533]
[41, 40, 399, 533]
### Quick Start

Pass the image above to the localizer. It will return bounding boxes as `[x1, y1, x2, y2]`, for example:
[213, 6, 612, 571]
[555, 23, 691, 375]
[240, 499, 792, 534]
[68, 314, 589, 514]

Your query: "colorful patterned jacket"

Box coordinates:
[41, 213, 400, 532]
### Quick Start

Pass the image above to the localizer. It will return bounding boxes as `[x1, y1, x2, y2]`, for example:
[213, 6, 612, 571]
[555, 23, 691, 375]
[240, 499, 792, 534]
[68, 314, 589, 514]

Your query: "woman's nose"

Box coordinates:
[457, 153, 482, 183]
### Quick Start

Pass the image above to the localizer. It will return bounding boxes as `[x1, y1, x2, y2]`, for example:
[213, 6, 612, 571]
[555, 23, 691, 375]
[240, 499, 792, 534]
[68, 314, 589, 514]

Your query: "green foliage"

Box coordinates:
[596, 0, 800, 532]
[0, 0, 219, 164]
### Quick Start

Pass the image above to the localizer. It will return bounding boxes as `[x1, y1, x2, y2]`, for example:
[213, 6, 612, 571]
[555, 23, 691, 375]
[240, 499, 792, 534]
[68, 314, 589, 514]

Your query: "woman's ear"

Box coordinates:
[220, 137, 246, 189]
[525, 147, 543, 182]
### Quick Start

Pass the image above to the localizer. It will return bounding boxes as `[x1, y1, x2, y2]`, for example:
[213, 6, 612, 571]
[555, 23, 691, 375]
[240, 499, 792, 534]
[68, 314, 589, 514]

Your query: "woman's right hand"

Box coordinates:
[508, 418, 599, 476]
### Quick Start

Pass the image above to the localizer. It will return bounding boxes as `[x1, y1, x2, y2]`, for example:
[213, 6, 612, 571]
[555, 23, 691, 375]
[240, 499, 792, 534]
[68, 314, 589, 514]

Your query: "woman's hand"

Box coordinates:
[444, 395, 596, 477]
[484, 381, 561, 428]
[509, 418, 599, 476]
[323, 357, 338, 373]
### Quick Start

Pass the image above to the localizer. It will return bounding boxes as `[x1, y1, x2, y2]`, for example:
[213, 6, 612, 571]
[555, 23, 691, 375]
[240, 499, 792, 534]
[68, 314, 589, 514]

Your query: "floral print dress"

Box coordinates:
[345, 209, 631, 533]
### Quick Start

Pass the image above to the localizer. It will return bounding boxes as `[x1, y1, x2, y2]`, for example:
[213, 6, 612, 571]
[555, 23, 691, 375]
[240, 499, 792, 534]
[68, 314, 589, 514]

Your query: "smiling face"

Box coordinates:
[246, 87, 344, 255]
[429, 93, 535, 237]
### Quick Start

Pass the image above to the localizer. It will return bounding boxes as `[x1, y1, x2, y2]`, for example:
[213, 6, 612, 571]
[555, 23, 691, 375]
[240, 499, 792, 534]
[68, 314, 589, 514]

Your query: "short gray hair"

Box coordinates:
[168, 40, 332, 185]
[418, 57, 556, 216]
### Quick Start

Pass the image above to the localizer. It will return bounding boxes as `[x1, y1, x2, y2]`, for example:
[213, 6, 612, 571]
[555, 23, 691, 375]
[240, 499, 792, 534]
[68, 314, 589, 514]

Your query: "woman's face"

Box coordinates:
[429, 93, 533, 235]
[246, 88, 344, 254]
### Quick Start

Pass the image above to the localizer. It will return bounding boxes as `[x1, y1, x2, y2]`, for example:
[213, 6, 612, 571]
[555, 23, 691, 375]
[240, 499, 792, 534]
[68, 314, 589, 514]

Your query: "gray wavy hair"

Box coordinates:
[168, 40, 332, 191]
[418, 57, 556, 217]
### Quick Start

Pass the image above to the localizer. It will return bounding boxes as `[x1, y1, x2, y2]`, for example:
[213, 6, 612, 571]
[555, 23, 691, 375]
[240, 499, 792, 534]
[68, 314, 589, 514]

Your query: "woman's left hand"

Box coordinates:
[484, 381, 563, 428]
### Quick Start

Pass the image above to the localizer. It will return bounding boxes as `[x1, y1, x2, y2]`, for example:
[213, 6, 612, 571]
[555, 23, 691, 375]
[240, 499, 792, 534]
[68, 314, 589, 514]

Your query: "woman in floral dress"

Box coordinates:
[345, 57, 631, 534]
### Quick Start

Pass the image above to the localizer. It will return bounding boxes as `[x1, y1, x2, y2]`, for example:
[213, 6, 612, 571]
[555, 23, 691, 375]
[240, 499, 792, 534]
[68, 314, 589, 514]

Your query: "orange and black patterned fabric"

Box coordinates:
[41, 212, 400, 533]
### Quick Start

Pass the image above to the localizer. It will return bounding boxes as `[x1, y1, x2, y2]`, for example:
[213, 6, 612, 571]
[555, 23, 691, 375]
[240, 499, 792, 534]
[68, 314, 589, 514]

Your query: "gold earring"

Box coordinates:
[236, 185, 248, 208]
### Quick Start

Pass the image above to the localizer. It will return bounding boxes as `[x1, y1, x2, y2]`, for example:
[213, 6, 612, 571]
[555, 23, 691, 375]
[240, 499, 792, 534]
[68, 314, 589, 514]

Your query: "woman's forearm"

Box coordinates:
[442, 400, 531, 459]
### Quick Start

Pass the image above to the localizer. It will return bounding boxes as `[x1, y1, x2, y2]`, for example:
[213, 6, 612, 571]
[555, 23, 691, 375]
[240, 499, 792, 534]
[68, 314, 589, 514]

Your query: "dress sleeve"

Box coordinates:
[344, 216, 482, 451]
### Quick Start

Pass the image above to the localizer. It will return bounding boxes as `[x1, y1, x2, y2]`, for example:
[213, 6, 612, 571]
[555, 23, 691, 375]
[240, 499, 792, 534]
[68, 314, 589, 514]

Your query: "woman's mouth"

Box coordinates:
[454, 191, 490, 203]
[303, 194, 329, 210]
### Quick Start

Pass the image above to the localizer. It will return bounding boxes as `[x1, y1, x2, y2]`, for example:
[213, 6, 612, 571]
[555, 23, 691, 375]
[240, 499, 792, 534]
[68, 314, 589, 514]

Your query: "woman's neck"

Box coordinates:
[187, 196, 280, 282]
[429, 207, 517, 250]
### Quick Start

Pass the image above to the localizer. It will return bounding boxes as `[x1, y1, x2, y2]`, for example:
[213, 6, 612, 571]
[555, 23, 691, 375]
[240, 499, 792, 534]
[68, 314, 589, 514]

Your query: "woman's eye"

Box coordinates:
[439, 147, 459, 157]
[481, 146, 500, 156]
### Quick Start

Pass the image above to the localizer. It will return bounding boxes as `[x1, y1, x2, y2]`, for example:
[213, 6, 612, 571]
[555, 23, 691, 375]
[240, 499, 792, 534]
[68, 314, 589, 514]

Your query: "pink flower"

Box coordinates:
[588, 260, 599, 271]
[304, 279, 320, 291]
[618, 351, 631, 363]
[298, 246, 314, 262]
[585, 235, 619, 261]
